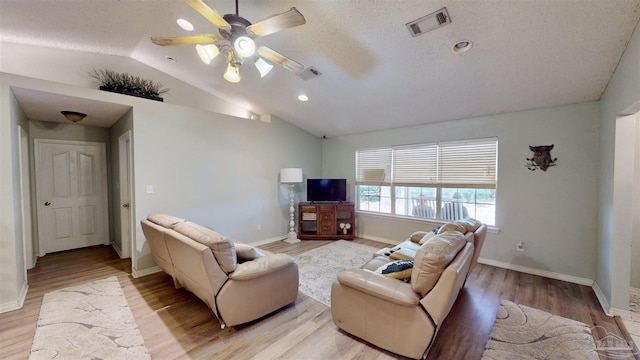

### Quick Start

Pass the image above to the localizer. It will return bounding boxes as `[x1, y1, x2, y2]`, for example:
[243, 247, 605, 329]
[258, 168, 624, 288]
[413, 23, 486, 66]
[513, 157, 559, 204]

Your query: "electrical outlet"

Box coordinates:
[516, 241, 525, 251]
[257, 224, 262, 231]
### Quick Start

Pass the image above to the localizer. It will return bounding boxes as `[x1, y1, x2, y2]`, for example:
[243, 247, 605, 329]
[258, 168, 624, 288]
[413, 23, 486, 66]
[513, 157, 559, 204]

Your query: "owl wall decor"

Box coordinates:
[526, 145, 557, 171]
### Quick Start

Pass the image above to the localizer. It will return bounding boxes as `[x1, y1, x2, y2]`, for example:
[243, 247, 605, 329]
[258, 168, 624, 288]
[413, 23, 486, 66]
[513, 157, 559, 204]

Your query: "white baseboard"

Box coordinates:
[592, 281, 612, 316]
[357, 233, 400, 245]
[477, 257, 594, 286]
[477, 258, 616, 315]
[610, 307, 632, 319]
[250, 235, 292, 246]
[111, 241, 123, 259]
[0, 281, 29, 314]
[132, 266, 162, 278]
[29, 253, 38, 269]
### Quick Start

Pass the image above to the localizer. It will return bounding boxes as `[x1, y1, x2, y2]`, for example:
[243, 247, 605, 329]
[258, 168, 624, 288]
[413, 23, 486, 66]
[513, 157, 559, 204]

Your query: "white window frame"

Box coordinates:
[355, 137, 498, 224]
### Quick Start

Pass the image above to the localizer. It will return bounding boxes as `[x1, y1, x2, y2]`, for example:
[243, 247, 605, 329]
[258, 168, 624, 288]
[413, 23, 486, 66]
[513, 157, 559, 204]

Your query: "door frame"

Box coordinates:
[34, 138, 109, 256]
[18, 126, 34, 271]
[118, 130, 134, 260]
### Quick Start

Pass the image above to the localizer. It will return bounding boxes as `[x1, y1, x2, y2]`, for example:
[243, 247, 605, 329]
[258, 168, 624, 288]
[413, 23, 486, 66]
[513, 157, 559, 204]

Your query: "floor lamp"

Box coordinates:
[280, 168, 303, 244]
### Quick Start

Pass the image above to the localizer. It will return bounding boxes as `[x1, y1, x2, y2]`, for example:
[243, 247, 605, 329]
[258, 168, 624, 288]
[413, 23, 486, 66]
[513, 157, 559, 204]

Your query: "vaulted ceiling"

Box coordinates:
[1, 0, 639, 137]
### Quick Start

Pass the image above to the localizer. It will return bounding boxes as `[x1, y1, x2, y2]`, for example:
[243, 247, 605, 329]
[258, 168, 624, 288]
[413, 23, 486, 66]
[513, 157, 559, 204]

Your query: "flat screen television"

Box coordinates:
[307, 179, 347, 203]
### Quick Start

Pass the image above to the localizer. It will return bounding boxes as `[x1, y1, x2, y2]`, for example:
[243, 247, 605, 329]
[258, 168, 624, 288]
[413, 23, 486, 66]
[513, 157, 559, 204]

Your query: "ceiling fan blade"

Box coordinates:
[247, 7, 306, 37]
[257, 46, 304, 73]
[151, 34, 221, 46]
[184, 0, 231, 32]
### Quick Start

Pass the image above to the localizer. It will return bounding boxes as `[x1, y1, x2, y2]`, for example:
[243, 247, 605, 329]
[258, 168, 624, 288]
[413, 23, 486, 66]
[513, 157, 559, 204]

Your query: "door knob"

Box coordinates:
[44, 201, 51, 206]
[122, 203, 130, 208]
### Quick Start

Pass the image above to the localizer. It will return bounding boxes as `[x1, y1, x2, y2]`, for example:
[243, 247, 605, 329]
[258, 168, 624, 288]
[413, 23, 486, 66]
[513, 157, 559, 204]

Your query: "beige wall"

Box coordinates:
[597, 18, 640, 311]
[323, 101, 600, 281]
[0, 70, 322, 310]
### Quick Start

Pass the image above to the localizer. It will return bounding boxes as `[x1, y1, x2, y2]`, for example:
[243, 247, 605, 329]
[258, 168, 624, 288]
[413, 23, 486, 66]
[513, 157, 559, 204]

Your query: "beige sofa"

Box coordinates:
[141, 213, 299, 328]
[331, 219, 487, 359]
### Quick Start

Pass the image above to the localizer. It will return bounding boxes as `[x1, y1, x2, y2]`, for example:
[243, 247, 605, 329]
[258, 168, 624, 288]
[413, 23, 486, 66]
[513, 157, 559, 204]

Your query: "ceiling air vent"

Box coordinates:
[297, 67, 322, 81]
[406, 7, 451, 37]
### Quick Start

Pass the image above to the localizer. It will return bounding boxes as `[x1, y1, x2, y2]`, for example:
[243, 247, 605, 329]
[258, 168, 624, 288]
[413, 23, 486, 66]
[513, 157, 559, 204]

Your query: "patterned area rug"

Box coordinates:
[30, 276, 150, 360]
[482, 300, 599, 360]
[294, 240, 379, 306]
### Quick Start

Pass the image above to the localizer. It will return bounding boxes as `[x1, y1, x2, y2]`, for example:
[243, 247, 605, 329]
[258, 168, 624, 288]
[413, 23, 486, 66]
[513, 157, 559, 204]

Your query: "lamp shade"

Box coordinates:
[196, 44, 220, 65]
[254, 57, 274, 78]
[280, 168, 303, 183]
[224, 63, 241, 83]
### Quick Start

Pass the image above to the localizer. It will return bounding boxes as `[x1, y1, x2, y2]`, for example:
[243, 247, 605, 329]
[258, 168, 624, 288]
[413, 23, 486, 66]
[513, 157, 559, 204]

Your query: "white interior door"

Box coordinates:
[118, 131, 132, 259]
[35, 139, 109, 255]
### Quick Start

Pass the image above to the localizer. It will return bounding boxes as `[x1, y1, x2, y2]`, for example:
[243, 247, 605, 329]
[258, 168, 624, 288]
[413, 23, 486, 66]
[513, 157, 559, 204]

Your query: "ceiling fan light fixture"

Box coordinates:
[254, 57, 274, 77]
[224, 63, 241, 83]
[196, 44, 220, 64]
[234, 36, 256, 58]
[61, 111, 87, 123]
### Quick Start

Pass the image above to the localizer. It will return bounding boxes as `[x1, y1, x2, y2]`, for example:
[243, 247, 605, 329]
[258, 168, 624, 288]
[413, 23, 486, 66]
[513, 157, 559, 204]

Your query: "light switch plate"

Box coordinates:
[146, 185, 154, 194]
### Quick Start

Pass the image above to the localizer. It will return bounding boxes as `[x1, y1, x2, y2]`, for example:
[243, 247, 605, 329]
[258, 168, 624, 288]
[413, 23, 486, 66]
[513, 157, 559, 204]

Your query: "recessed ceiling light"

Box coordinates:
[453, 40, 473, 53]
[298, 94, 309, 101]
[177, 18, 194, 31]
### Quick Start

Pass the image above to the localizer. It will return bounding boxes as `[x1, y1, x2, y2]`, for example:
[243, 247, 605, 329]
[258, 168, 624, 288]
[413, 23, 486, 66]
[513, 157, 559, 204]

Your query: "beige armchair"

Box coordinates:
[141, 213, 299, 328]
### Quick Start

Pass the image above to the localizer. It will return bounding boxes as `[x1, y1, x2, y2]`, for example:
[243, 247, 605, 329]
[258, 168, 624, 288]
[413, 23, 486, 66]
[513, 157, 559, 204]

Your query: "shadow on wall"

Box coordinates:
[511, 253, 551, 273]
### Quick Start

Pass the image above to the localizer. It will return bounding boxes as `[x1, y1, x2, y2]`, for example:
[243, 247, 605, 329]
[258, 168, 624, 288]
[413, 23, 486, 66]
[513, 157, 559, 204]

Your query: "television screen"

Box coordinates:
[307, 179, 347, 203]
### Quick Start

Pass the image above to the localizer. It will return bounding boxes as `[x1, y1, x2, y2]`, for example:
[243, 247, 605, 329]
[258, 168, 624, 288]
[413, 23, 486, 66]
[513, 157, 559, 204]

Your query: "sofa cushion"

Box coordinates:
[234, 242, 264, 262]
[173, 221, 237, 273]
[459, 218, 482, 232]
[375, 260, 414, 280]
[411, 231, 466, 296]
[437, 222, 467, 235]
[147, 213, 185, 228]
[418, 231, 437, 245]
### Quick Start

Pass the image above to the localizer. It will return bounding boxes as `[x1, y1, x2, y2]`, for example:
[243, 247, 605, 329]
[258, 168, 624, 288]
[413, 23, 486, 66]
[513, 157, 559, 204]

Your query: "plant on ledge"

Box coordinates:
[88, 69, 169, 102]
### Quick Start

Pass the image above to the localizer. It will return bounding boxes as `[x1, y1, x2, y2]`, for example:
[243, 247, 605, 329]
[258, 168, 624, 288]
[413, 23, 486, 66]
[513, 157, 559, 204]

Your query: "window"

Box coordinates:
[355, 138, 497, 225]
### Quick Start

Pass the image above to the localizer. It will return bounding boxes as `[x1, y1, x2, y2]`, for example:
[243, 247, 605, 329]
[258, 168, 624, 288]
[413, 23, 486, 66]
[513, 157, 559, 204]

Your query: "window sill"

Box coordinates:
[355, 210, 501, 233]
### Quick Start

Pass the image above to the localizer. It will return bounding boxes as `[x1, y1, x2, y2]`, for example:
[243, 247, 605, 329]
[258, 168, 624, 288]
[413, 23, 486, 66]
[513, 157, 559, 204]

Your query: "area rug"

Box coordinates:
[294, 240, 379, 306]
[481, 300, 599, 360]
[30, 276, 150, 360]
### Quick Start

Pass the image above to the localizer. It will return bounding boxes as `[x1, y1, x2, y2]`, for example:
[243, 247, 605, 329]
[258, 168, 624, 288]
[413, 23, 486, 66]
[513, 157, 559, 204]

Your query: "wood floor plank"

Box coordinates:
[0, 240, 629, 360]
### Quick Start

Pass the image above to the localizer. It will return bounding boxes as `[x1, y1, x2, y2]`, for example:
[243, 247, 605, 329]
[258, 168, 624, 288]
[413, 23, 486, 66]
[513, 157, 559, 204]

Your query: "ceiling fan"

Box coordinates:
[151, 0, 306, 83]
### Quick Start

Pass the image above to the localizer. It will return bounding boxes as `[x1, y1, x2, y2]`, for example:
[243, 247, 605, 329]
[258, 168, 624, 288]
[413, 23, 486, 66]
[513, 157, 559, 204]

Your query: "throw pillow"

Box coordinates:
[410, 231, 429, 243]
[418, 231, 436, 245]
[375, 260, 414, 280]
[235, 242, 264, 262]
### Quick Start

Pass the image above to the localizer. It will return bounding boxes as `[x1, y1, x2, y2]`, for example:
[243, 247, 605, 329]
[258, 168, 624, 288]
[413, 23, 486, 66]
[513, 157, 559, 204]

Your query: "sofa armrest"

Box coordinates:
[337, 269, 420, 306]
[229, 253, 294, 280]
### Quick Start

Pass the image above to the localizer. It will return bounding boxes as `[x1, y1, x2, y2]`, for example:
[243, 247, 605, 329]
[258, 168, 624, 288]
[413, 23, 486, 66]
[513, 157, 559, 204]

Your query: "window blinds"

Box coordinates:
[438, 139, 497, 188]
[355, 137, 497, 188]
[355, 147, 392, 185]
[393, 144, 438, 186]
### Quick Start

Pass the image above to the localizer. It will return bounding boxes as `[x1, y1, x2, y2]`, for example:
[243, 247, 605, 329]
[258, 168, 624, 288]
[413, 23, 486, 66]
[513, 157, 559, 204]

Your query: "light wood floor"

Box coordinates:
[0, 239, 632, 360]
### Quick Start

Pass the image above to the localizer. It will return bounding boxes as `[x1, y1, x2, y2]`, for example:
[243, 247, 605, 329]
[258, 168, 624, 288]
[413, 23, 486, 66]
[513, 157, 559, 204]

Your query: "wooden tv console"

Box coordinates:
[298, 202, 355, 240]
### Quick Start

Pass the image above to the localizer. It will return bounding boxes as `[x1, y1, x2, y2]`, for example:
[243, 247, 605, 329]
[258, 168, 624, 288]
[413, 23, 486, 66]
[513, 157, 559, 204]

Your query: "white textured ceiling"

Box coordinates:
[1, 0, 639, 137]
